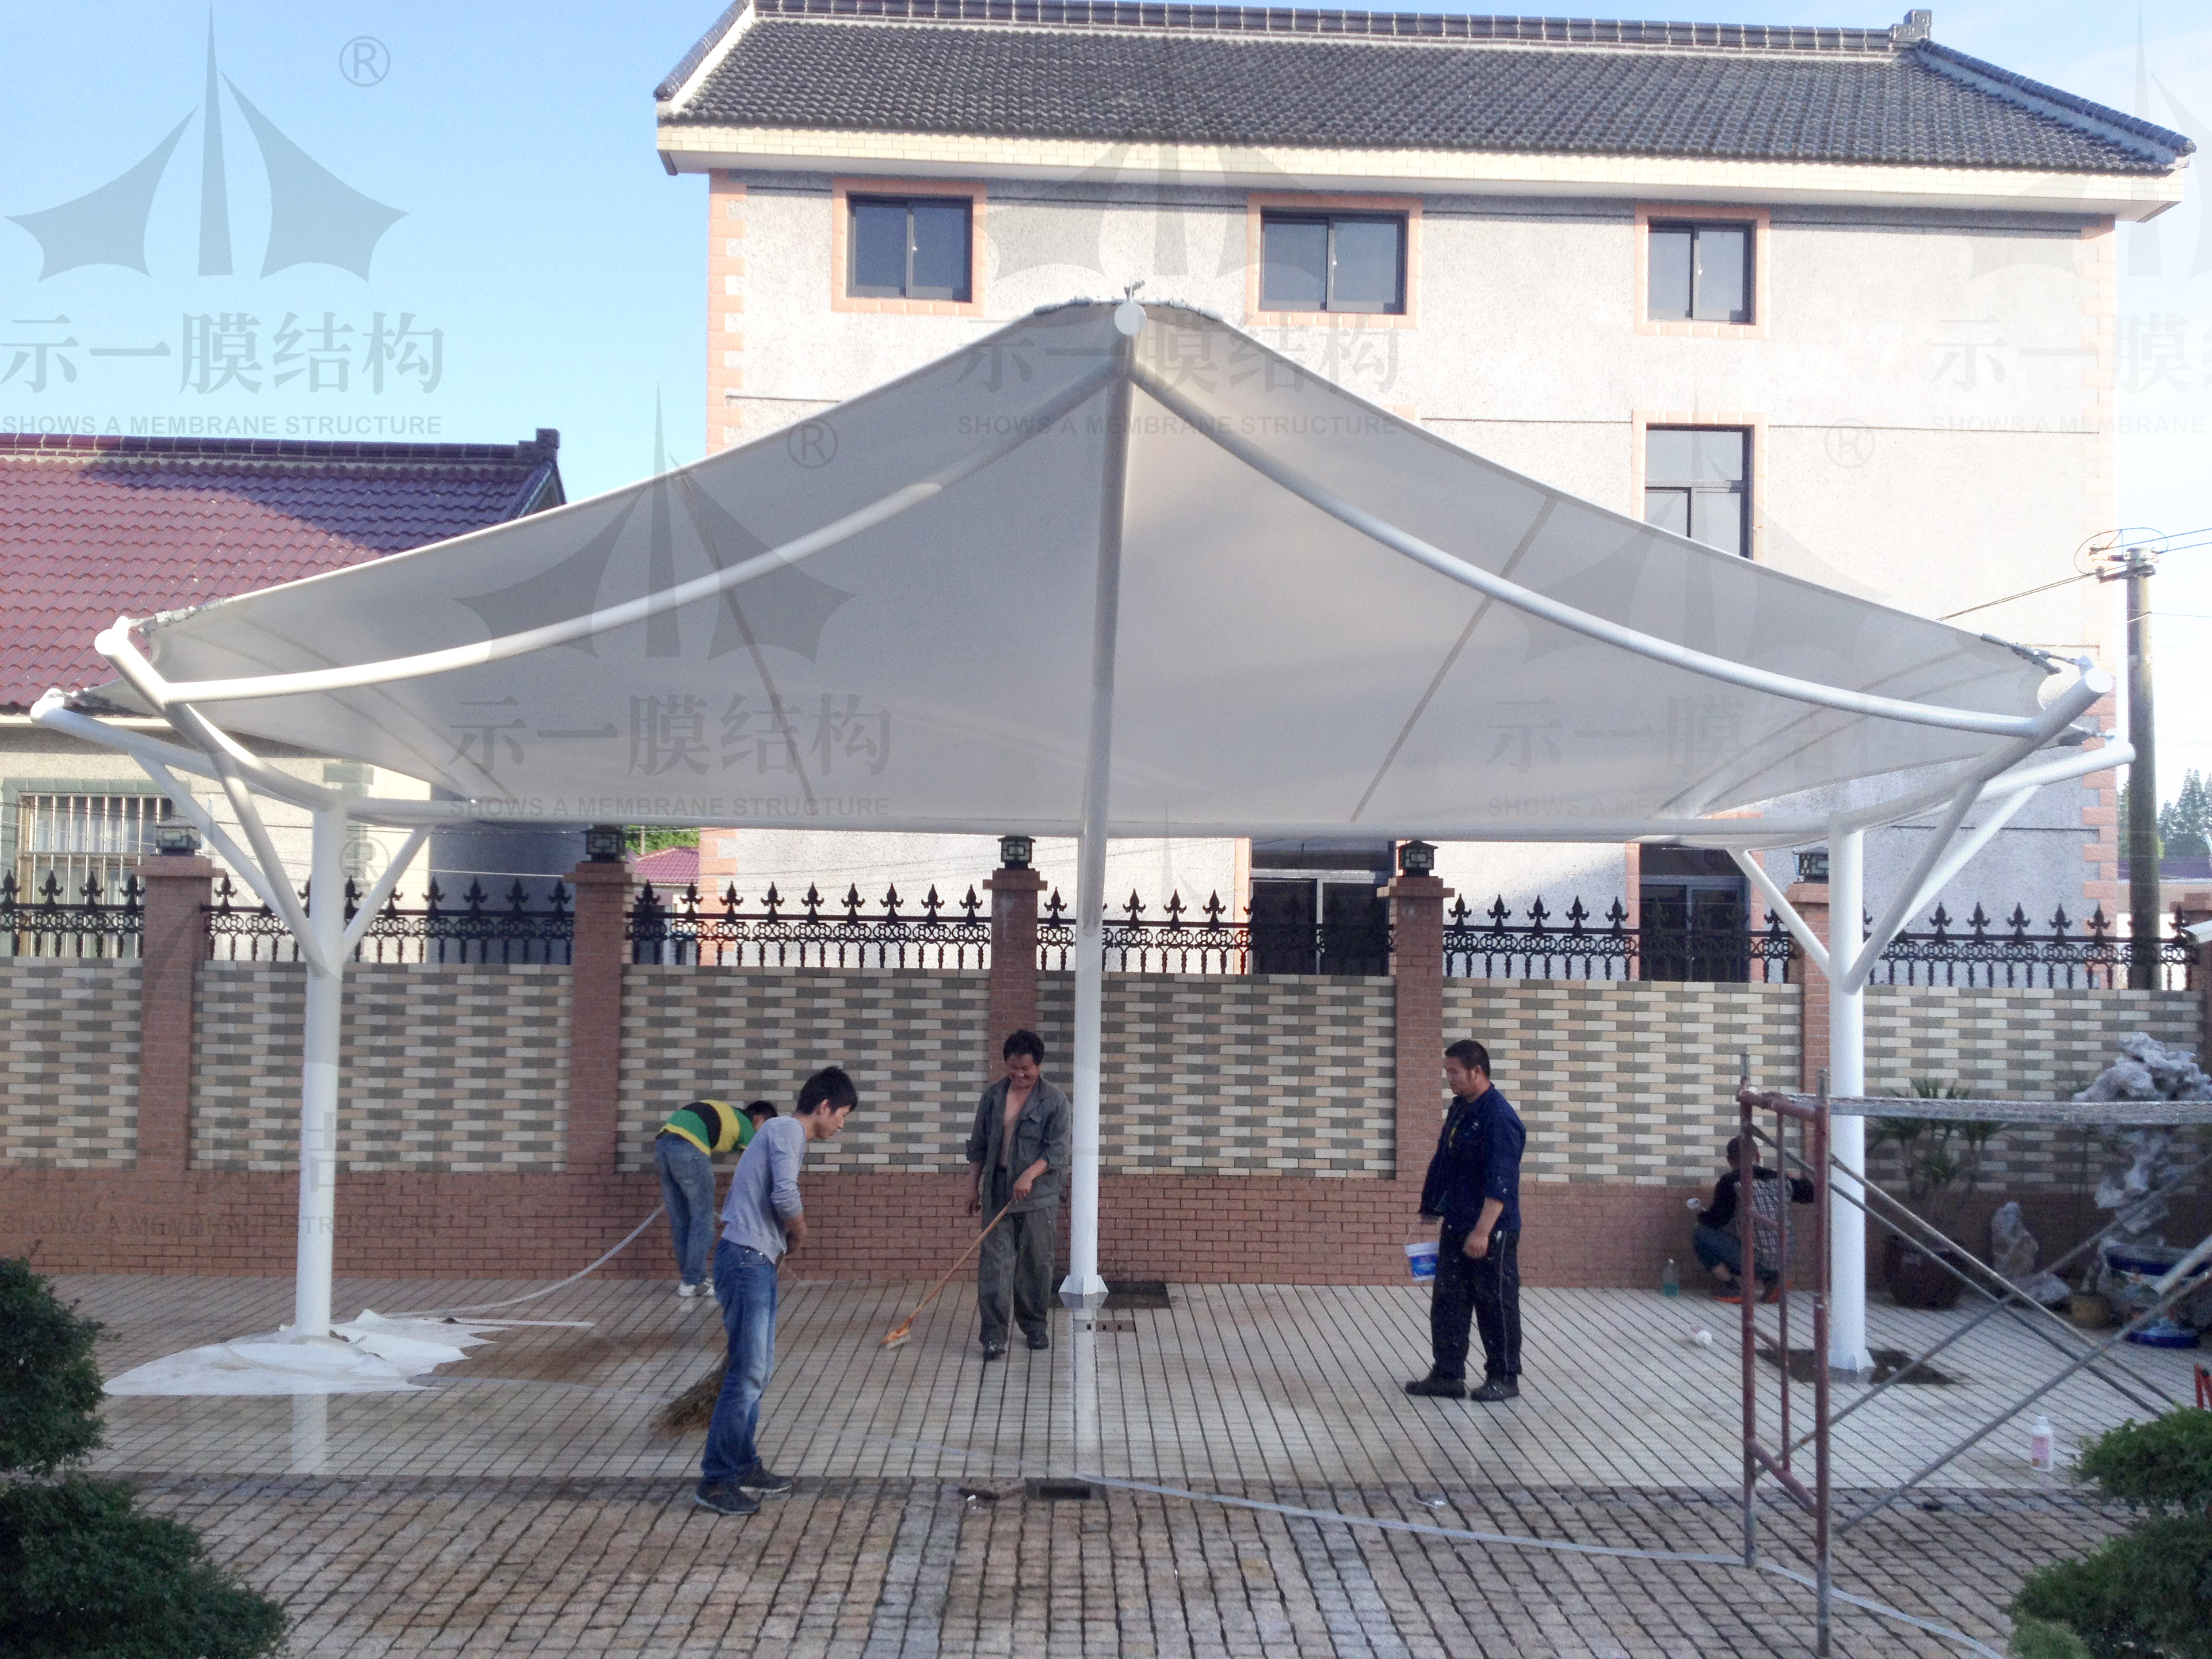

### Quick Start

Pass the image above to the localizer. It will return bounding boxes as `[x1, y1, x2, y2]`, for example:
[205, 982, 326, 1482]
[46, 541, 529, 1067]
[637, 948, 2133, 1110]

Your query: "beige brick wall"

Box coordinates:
[0, 960, 139, 1166]
[1445, 980, 1801, 1185]
[192, 963, 571, 1172]
[1039, 972, 1398, 1176]
[1864, 984, 2201, 1191]
[619, 966, 991, 1173]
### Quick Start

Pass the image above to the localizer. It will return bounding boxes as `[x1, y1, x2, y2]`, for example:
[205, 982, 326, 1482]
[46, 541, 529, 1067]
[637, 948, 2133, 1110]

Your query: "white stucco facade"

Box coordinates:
[678, 163, 2128, 935]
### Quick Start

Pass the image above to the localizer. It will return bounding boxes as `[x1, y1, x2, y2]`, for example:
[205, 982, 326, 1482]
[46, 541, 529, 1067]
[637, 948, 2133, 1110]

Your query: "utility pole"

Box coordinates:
[2123, 549, 2160, 989]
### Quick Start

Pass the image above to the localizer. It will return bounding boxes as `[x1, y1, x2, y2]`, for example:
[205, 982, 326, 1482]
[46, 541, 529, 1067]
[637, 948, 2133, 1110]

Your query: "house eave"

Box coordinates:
[656, 125, 2188, 221]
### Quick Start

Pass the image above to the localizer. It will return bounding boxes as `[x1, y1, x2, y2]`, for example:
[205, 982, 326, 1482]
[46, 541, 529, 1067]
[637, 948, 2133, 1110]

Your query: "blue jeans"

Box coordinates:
[701, 1238, 779, 1485]
[655, 1134, 717, 1286]
[1694, 1223, 1774, 1283]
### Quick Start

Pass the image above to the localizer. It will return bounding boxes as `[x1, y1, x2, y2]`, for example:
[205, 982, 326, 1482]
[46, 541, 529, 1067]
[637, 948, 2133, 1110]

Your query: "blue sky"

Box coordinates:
[2, 1, 2207, 794]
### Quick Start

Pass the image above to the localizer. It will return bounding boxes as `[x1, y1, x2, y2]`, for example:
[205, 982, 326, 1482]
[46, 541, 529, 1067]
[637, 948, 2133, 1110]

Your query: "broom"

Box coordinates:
[880, 1202, 1011, 1351]
[653, 1205, 1010, 1435]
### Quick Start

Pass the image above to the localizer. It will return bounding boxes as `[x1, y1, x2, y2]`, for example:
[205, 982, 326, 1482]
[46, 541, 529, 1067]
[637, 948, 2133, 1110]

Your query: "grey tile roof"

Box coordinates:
[659, 1, 2192, 176]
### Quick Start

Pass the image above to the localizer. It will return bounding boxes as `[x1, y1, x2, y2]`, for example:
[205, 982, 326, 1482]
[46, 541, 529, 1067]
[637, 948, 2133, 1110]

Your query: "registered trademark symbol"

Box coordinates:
[340, 37, 390, 87]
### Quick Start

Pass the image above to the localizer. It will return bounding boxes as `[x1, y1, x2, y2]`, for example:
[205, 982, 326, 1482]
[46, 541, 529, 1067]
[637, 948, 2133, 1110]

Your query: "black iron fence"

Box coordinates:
[1032, 889, 1391, 975]
[203, 876, 573, 965]
[5, 865, 2201, 989]
[1445, 896, 1796, 982]
[1869, 903, 2194, 991]
[0, 872, 143, 958]
[629, 882, 991, 969]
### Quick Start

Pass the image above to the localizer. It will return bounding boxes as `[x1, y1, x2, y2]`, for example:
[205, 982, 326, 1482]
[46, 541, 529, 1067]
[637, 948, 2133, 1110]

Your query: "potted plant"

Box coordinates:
[1872, 1080, 2007, 1311]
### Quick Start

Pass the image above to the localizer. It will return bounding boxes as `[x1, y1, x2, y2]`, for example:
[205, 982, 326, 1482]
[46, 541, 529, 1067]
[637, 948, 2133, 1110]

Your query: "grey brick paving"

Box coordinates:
[70, 1273, 2198, 1656]
[127, 1474, 2123, 1657]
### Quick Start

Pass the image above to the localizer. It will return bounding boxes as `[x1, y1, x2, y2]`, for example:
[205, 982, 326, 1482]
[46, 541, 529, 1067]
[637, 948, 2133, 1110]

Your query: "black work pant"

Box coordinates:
[977, 1167, 1053, 1347]
[1429, 1227, 1521, 1382]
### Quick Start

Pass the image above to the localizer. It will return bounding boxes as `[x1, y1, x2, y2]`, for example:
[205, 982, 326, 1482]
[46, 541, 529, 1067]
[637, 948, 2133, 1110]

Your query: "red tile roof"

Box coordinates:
[632, 844, 702, 886]
[0, 432, 564, 710]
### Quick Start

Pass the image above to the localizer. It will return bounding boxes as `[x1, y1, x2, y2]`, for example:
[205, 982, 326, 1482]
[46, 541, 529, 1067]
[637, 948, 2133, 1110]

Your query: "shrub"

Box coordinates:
[2075, 1410, 2212, 1515]
[0, 1477, 289, 1659]
[2011, 1411, 2212, 1659]
[0, 1258, 287, 1659]
[0, 1256, 104, 1475]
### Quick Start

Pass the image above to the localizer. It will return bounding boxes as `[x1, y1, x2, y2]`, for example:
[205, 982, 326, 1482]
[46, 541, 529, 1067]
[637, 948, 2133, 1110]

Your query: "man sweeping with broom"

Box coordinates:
[693, 1065, 858, 1517]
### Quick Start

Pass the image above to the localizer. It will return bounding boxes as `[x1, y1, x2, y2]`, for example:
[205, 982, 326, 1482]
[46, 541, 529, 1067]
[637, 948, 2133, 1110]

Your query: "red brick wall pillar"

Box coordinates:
[566, 857, 632, 1174]
[2177, 890, 2212, 1055]
[1385, 872, 1452, 1183]
[984, 860, 1045, 1082]
[134, 853, 212, 1174]
[1785, 880, 1831, 1092]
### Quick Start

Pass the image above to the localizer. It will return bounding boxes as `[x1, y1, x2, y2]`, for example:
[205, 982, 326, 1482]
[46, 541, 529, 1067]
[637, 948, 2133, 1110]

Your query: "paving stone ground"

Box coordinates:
[67, 1272, 2194, 1657]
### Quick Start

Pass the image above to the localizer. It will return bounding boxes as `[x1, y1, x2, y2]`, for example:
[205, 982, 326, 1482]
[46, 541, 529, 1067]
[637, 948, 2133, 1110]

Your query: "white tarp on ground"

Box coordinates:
[89, 303, 2051, 837]
[100, 1311, 508, 1396]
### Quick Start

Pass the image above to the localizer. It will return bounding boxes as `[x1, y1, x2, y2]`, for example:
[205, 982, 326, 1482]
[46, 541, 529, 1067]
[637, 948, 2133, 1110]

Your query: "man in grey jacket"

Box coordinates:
[695, 1065, 857, 1517]
[964, 1029, 1070, 1360]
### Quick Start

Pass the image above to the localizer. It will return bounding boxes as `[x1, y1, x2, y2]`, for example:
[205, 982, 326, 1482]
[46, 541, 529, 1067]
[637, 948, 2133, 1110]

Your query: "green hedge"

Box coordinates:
[0, 1258, 287, 1659]
[2012, 1410, 2212, 1659]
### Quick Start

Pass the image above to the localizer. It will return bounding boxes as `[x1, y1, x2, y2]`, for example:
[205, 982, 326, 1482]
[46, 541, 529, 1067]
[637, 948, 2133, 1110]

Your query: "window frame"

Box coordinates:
[1631, 413, 1765, 562]
[1633, 204, 1769, 340]
[830, 179, 987, 318]
[1258, 211, 1407, 316]
[1246, 193, 1421, 329]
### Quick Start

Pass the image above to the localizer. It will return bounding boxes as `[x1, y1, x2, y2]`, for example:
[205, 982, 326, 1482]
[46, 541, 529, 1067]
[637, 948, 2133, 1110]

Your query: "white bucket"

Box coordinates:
[1406, 1240, 1439, 1281]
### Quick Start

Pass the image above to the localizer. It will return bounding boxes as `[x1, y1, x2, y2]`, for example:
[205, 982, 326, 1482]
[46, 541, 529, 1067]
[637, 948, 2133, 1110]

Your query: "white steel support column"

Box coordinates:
[1826, 823, 1874, 1376]
[1061, 305, 1141, 1306]
[292, 804, 350, 1342]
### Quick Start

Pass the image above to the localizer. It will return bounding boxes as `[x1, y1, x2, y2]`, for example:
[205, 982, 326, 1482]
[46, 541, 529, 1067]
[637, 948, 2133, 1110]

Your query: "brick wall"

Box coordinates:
[617, 966, 990, 1172]
[621, 968, 1393, 1176]
[0, 960, 140, 1167]
[191, 964, 571, 1172]
[1445, 979, 1801, 1185]
[1863, 984, 2200, 1191]
[4, 954, 2204, 1285]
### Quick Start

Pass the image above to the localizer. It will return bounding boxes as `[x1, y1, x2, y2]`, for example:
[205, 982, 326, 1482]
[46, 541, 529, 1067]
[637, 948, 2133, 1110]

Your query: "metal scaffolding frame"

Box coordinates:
[1732, 1076, 2212, 1656]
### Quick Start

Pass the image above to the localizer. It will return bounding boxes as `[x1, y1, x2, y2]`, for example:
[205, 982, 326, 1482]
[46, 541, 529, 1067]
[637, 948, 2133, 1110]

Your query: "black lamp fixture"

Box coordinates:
[1796, 848, 1830, 885]
[998, 833, 1033, 870]
[1397, 840, 1436, 878]
[153, 819, 201, 857]
[584, 824, 627, 863]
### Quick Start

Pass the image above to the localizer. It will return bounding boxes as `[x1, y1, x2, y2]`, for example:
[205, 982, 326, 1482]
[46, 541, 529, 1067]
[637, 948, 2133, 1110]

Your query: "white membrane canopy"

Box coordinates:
[97, 302, 2055, 838]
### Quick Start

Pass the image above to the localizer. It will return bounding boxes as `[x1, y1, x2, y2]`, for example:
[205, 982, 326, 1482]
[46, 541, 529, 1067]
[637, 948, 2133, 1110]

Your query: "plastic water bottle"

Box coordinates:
[1662, 1258, 1681, 1298]
[2030, 1414, 2055, 1472]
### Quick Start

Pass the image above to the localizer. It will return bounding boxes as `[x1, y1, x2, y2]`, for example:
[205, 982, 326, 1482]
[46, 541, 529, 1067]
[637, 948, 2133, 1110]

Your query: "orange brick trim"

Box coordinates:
[1629, 407, 1770, 562]
[1633, 203, 1771, 340]
[709, 173, 747, 453]
[134, 855, 212, 1174]
[566, 861, 632, 1174]
[1245, 192, 1422, 330]
[983, 864, 1046, 1084]
[1385, 872, 1450, 1185]
[830, 177, 988, 318]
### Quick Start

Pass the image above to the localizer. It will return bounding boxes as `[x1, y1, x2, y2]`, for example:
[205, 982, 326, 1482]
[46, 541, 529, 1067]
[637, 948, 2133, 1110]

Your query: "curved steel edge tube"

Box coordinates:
[1131, 361, 2068, 741]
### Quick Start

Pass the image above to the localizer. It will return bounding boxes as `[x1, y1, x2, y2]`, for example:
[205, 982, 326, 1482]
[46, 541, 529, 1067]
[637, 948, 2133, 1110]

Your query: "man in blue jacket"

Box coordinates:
[1407, 1038, 1526, 1402]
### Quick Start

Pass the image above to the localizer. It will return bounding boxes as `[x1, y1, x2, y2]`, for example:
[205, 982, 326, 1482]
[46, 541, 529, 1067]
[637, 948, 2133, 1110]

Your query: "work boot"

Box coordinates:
[693, 1481, 760, 1517]
[1403, 1374, 1465, 1399]
[1467, 1378, 1520, 1403]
